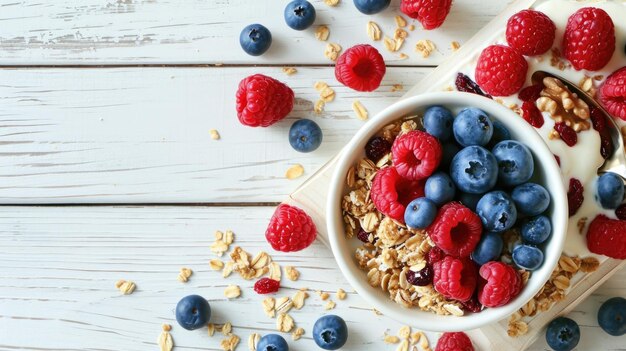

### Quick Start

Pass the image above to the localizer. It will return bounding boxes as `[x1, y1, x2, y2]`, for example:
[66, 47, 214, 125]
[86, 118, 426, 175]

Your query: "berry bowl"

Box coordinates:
[326, 92, 568, 332]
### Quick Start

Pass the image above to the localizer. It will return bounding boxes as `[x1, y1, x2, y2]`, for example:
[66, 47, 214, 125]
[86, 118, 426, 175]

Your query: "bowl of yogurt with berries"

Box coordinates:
[326, 91, 568, 331]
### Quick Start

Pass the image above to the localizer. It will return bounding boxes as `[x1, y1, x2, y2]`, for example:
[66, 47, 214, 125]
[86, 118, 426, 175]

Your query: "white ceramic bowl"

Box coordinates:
[327, 92, 568, 332]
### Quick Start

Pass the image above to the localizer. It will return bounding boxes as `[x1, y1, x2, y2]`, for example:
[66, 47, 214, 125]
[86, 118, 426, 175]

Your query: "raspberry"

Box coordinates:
[477, 261, 522, 308]
[567, 178, 584, 217]
[433, 256, 477, 302]
[427, 202, 482, 258]
[254, 277, 280, 294]
[435, 332, 474, 351]
[586, 215, 626, 259]
[335, 44, 386, 92]
[563, 7, 615, 71]
[521, 100, 544, 128]
[554, 122, 577, 147]
[236, 74, 294, 127]
[590, 105, 614, 159]
[475, 45, 528, 97]
[518, 84, 543, 102]
[455, 73, 492, 99]
[427, 246, 445, 264]
[599, 66, 626, 121]
[506, 10, 556, 56]
[365, 136, 392, 162]
[370, 167, 425, 222]
[615, 204, 626, 221]
[265, 204, 317, 252]
[392, 130, 442, 180]
[400, 0, 452, 30]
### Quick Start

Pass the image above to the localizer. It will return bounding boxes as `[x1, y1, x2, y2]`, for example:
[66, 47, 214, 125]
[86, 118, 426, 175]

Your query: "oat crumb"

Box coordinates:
[210, 129, 220, 140]
[115, 279, 136, 295]
[286, 164, 305, 180]
[282, 67, 298, 76]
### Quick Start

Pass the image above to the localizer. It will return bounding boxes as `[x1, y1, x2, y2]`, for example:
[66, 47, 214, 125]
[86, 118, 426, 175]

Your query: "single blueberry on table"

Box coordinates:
[313, 315, 348, 350]
[512, 244, 544, 271]
[545, 317, 580, 351]
[476, 191, 518, 232]
[284, 0, 316, 30]
[425, 171, 456, 206]
[511, 182, 550, 216]
[353, 0, 391, 15]
[404, 197, 438, 229]
[257, 334, 289, 351]
[597, 296, 626, 336]
[471, 232, 504, 265]
[492, 140, 535, 187]
[596, 172, 625, 209]
[521, 215, 551, 245]
[440, 142, 460, 171]
[240, 24, 272, 56]
[453, 107, 494, 146]
[450, 145, 499, 194]
[423, 105, 454, 141]
[457, 191, 483, 211]
[289, 119, 323, 153]
[175, 295, 211, 330]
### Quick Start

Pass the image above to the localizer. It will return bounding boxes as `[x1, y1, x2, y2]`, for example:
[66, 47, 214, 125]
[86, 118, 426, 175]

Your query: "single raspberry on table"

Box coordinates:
[335, 44, 386, 92]
[265, 204, 317, 252]
[392, 130, 442, 180]
[400, 0, 452, 30]
[563, 7, 615, 71]
[521, 100, 544, 128]
[587, 215, 626, 259]
[435, 332, 475, 351]
[554, 122, 577, 147]
[518, 84, 543, 102]
[427, 202, 482, 258]
[254, 277, 280, 294]
[616, 204, 626, 221]
[567, 178, 584, 217]
[599, 66, 626, 121]
[433, 256, 478, 302]
[506, 10, 556, 56]
[371, 166, 425, 223]
[475, 45, 528, 97]
[477, 261, 522, 308]
[235, 74, 294, 127]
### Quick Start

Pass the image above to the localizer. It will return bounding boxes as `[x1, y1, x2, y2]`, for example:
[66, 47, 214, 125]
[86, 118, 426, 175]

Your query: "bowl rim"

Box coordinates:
[326, 91, 568, 332]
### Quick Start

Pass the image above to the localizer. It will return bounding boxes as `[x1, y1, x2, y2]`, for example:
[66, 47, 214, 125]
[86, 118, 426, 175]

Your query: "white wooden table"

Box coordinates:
[0, 1, 624, 350]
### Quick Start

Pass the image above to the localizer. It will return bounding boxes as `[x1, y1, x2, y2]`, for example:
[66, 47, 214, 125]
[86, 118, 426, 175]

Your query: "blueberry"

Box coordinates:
[289, 119, 323, 153]
[453, 107, 494, 146]
[458, 191, 483, 211]
[284, 0, 316, 30]
[423, 105, 454, 141]
[492, 140, 535, 187]
[353, 0, 391, 15]
[521, 215, 551, 245]
[598, 297, 626, 336]
[425, 171, 456, 206]
[511, 182, 550, 216]
[404, 197, 438, 229]
[257, 334, 289, 351]
[471, 232, 504, 265]
[512, 244, 544, 271]
[487, 119, 511, 148]
[476, 191, 517, 232]
[545, 317, 580, 351]
[596, 172, 625, 209]
[175, 295, 211, 330]
[313, 315, 348, 350]
[440, 143, 460, 171]
[450, 146, 499, 194]
[239, 24, 272, 56]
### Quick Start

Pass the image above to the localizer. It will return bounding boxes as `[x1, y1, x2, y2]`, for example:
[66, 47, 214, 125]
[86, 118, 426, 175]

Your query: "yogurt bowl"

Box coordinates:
[326, 92, 568, 332]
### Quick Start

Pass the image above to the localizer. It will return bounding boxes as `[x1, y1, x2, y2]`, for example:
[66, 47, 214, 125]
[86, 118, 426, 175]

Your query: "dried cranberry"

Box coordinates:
[554, 122, 577, 147]
[254, 277, 280, 294]
[599, 133, 614, 159]
[590, 106, 606, 132]
[589, 106, 614, 159]
[567, 178, 584, 217]
[518, 84, 543, 102]
[554, 154, 561, 167]
[616, 204, 626, 220]
[521, 101, 544, 128]
[427, 246, 445, 264]
[407, 265, 433, 286]
[455, 73, 492, 99]
[356, 228, 370, 243]
[365, 136, 391, 162]
[460, 296, 483, 313]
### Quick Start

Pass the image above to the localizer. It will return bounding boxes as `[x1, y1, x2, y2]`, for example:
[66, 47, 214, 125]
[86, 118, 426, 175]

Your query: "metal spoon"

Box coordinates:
[531, 70, 626, 179]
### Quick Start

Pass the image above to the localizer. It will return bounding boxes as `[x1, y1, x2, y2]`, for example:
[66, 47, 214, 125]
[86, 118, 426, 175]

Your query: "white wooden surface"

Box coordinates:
[0, 0, 624, 350]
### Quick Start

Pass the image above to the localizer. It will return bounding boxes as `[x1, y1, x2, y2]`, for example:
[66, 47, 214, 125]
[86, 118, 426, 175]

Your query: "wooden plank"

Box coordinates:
[0, 205, 623, 350]
[0, 66, 429, 203]
[0, 0, 512, 65]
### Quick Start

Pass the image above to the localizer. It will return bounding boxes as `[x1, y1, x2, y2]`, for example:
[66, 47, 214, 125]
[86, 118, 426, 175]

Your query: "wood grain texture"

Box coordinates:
[0, 206, 624, 351]
[0, 66, 428, 203]
[0, 0, 513, 65]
